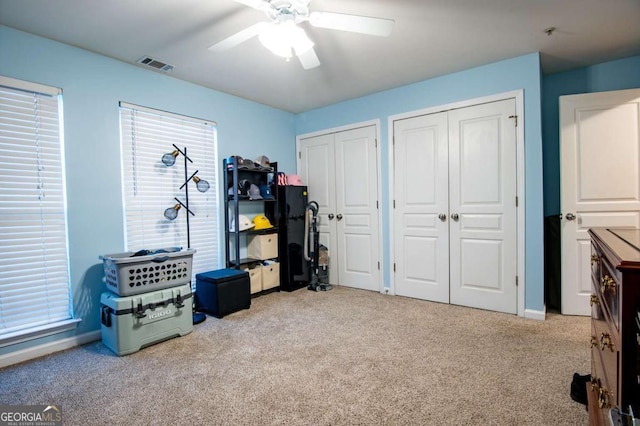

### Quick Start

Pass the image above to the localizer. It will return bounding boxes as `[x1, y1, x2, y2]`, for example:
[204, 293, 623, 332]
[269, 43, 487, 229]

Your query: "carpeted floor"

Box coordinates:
[0, 286, 590, 425]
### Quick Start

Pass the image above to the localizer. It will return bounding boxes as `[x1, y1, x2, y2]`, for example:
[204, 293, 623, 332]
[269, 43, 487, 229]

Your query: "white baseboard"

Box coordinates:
[0, 330, 101, 369]
[524, 309, 546, 321]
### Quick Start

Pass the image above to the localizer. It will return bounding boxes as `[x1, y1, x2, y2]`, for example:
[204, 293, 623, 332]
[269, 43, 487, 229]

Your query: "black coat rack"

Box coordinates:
[162, 143, 209, 324]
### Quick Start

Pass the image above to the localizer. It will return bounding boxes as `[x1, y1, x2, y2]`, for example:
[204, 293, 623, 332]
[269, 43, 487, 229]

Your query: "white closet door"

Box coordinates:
[334, 126, 380, 291]
[298, 125, 380, 291]
[560, 89, 640, 315]
[298, 133, 338, 284]
[393, 112, 450, 302]
[448, 99, 518, 314]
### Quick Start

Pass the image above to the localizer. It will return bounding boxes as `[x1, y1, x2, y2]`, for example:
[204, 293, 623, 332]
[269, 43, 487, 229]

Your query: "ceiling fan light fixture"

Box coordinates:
[259, 20, 313, 59]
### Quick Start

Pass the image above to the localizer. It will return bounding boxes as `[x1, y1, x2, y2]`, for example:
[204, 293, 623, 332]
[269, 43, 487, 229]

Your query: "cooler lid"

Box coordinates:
[100, 283, 192, 311]
[196, 268, 249, 284]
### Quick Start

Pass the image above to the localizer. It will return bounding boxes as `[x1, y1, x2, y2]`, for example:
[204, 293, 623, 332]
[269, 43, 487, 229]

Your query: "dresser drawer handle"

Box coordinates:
[599, 332, 615, 352]
[589, 295, 600, 306]
[590, 377, 599, 392]
[598, 387, 611, 409]
[600, 275, 617, 294]
[590, 335, 599, 348]
[590, 254, 600, 265]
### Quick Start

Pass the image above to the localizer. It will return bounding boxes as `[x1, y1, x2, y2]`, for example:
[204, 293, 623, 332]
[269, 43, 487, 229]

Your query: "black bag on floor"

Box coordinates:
[570, 373, 590, 406]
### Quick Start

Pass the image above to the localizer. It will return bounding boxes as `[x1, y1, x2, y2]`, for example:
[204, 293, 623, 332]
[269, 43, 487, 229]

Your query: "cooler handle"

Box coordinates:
[175, 292, 184, 308]
[135, 301, 146, 318]
[101, 306, 112, 327]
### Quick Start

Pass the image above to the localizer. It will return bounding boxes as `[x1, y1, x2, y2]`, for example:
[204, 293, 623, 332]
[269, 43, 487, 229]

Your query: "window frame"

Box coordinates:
[118, 102, 220, 284]
[0, 75, 79, 347]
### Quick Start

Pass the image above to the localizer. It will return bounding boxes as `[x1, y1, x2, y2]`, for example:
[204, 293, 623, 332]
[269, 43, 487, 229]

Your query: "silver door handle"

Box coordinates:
[451, 213, 459, 221]
[328, 213, 334, 220]
[438, 213, 447, 222]
[336, 214, 343, 221]
[565, 213, 576, 221]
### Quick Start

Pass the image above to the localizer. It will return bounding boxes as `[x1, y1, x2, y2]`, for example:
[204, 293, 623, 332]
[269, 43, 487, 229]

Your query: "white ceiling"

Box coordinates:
[1, 0, 639, 113]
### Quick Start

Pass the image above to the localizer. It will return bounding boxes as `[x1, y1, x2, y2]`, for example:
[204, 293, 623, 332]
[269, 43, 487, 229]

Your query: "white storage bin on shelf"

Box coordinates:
[100, 248, 196, 296]
[247, 234, 278, 260]
[243, 265, 263, 294]
[261, 261, 280, 290]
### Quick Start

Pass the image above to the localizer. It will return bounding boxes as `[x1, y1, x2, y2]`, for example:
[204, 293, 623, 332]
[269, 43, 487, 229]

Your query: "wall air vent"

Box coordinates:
[136, 56, 174, 72]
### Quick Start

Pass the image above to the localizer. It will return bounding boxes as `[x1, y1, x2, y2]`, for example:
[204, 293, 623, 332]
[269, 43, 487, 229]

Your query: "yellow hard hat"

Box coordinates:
[252, 214, 273, 230]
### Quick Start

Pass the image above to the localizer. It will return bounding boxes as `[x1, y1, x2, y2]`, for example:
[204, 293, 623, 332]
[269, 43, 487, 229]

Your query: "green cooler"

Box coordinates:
[100, 284, 193, 356]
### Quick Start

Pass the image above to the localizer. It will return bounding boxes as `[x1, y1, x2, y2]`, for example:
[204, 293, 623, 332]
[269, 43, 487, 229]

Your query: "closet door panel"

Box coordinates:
[298, 133, 338, 283]
[448, 99, 518, 314]
[335, 126, 380, 291]
[393, 112, 449, 302]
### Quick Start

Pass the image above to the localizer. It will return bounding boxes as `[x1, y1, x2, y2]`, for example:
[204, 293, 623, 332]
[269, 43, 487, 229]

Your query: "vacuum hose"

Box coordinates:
[303, 201, 319, 261]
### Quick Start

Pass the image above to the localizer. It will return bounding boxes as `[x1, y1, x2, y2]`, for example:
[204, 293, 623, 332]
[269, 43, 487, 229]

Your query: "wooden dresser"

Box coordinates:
[588, 228, 640, 425]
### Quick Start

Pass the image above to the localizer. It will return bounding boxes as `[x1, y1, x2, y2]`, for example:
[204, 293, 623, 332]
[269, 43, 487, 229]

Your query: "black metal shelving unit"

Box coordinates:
[223, 157, 278, 269]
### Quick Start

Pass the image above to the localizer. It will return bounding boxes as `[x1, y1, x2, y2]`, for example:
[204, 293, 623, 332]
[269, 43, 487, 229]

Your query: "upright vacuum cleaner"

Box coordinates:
[304, 201, 332, 291]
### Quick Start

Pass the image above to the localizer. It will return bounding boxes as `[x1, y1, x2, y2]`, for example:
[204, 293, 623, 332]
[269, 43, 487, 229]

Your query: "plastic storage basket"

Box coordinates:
[100, 248, 196, 296]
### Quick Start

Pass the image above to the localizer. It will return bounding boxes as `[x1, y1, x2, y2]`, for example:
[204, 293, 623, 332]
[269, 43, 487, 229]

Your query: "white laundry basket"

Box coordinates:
[100, 248, 196, 296]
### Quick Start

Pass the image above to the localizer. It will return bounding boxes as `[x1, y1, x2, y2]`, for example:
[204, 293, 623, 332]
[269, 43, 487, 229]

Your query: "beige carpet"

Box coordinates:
[0, 286, 590, 425]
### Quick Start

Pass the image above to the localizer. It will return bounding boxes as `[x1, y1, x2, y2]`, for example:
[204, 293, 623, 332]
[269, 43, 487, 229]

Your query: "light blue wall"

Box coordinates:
[295, 53, 545, 312]
[9, 21, 634, 358]
[542, 55, 640, 216]
[0, 25, 296, 356]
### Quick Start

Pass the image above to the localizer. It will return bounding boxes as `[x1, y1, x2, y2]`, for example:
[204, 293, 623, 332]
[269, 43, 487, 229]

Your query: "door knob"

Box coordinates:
[451, 213, 459, 221]
[438, 213, 447, 221]
[565, 213, 576, 221]
[328, 213, 335, 220]
[336, 214, 343, 221]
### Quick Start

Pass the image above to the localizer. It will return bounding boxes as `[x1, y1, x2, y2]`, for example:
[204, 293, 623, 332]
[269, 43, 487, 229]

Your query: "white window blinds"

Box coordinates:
[0, 76, 74, 341]
[119, 103, 219, 283]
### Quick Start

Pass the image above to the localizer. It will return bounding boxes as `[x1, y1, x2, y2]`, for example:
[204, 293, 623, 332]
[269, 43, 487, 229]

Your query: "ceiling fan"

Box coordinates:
[208, 0, 395, 69]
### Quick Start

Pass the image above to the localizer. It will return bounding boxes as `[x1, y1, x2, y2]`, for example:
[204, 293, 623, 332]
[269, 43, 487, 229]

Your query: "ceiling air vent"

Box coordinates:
[136, 56, 174, 72]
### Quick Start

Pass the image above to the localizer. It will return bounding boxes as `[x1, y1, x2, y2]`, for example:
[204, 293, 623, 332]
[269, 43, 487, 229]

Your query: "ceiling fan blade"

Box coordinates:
[233, 0, 270, 10]
[309, 11, 394, 37]
[295, 46, 320, 70]
[208, 22, 268, 52]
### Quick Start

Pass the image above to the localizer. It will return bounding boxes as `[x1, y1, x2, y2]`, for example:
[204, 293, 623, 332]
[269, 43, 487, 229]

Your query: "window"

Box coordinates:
[0, 76, 77, 346]
[119, 103, 219, 283]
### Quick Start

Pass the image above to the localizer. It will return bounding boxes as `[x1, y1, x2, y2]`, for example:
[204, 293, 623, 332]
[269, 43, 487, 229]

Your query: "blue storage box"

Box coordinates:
[195, 269, 250, 318]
